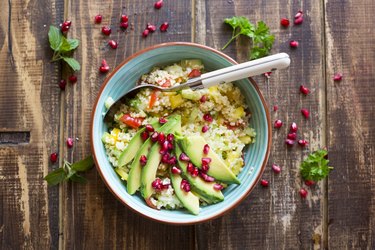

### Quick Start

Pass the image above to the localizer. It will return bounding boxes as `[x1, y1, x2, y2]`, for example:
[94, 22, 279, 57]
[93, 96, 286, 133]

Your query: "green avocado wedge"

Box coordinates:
[170, 168, 200, 215]
[140, 115, 181, 200]
[178, 135, 240, 184]
[174, 143, 224, 203]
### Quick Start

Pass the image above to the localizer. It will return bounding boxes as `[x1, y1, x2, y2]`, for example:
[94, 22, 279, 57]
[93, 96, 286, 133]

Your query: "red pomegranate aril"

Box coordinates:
[333, 73, 343, 81]
[168, 156, 177, 165]
[200, 172, 215, 182]
[295, 10, 303, 19]
[145, 124, 155, 132]
[280, 18, 290, 27]
[99, 59, 109, 73]
[50, 152, 58, 163]
[294, 16, 303, 25]
[201, 164, 209, 173]
[160, 22, 169, 32]
[203, 144, 210, 155]
[152, 178, 162, 190]
[140, 155, 147, 166]
[264, 72, 272, 78]
[187, 162, 194, 173]
[202, 125, 209, 133]
[147, 23, 157, 32]
[61, 24, 70, 32]
[287, 132, 297, 140]
[101, 26, 111, 36]
[120, 22, 129, 29]
[274, 119, 283, 128]
[213, 183, 224, 191]
[158, 132, 165, 144]
[273, 105, 278, 112]
[299, 188, 308, 198]
[203, 113, 213, 122]
[272, 164, 281, 174]
[260, 179, 269, 187]
[121, 14, 128, 23]
[182, 180, 191, 192]
[200, 95, 207, 103]
[59, 79, 67, 90]
[162, 140, 169, 151]
[290, 122, 298, 132]
[159, 117, 167, 124]
[167, 133, 174, 143]
[94, 14, 103, 24]
[285, 139, 295, 146]
[298, 139, 308, 147]
[66, 137, 74, 148]
[151, 131, 159, 142]
[304, 180, 315, 186]
[301, 108, 310, 118]
[167, 141, 174, 150]
[202, 157, 212, 166]
[154, 0, 163, 9]
[290, 40, 299, 48]
[108, 40, 118, 49]
[191, 167, 199, 177]
[142, 29, 149, 37]
[161, 153, 170, 163]
[141, 131, 149, 141]
[171, 166, 181, 174]
[300, 85, 310, 95]
[68, 75, 77, 84]
[179, 153, 190, 162]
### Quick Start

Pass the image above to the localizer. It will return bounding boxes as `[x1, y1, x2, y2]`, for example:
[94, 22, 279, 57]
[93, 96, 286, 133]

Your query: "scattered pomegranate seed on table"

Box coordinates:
[333, 73, 343, 81]
[61, 20, 72, 33]
[264, 72, 272, 78]
[290, 122, 298, 132]
[301, 108, 310, 118]
[120, 22, 129, 30]
[160, 22, 169, 32]
[273, 105, 278, 112]
[285, 139, 295, 146]
[294, 11, 304, 25]
[260, 179, 269, 187]
[300, 85, 310, 95]
[101, 26, 111, 36]
[304, 180, 315, 186]
[274, 119, 283, 128]
[94, 14, 103, 24]
[142, 29, 150, 37]
[272, 164, 281, 174]
[68, 75, 77, 84]
[287, 133, 297, 140]
[147, 23, 157, 32]
[298, 139, 308, 147]
[299, 188, 308, 198]
[58, 79, 67, 90]
[108, 40, 118, 49]
[154, 0, 163, 9]
[280, 18, 290, 27]
[290, 40, 299, 48]
[50, 152, 58, 163]
[66, 138, 74, 148]
[121, 14, 128, 23]
[99, 59, 110, 73]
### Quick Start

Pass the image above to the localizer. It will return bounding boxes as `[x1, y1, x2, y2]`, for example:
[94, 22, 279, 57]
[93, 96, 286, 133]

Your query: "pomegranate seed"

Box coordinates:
[285, 139, 295, 146]
[158, 132, 165, 144]
[154, 0, 163, 9]
[294, 16, 303, 25]
[191, 167, 199, 177]
[213, 183, 224, 191]
[141, 131, 149, 141]
[66, 138, 74, 148]
[201, 164, 210, 173]
[50, 152, 58, 163]
[203, 144, 210, 154]
[200, 172, 215, 182]
[120, 22, 129, 29]
[299, 188, 308, 198]
[162, 140, 169, 151]
[171, 166, 181, 174]
[161, 183, 170, 190]
[290, 40, 299, 48]
[187, 162, 194, 173]
[159, 117, 167, 124]
[101, 26, 111, 36]
[68, 75, 77, 84]
[260, 179, 269, 187]
[142, 29, 149, 37]
[290, 122, 298, 132]
[150, 131, 159, 142]
[160, 22, 169, 32]
[168, 156, 177, 165]
[301, 108, 310, 118]
[201, 157, 212, 166]
[61, 24, 70, 33]
[300, 85, 310, 95]
[140, 155, 147, 166]
[161, 153, 170, 163]
[108, 40, 118, 49]
[147, 23, 157, 32]
[295, 10, 303, 19]
[280, 18, 290, 27]
[179, 153, 190, 162]
[152, 178, 162, 190]
[202, 125, 209, 133]
[99, 59, 109, 73]
[200, 95, 207, 103]
[333, 73, 343, 81]
[273, 105, 278, 112]
[298, 139, 308, 147]
[272, 164, 281, 174]
[304, 180, 315, 186]
[274, 120, 283, 128]
[58, 79, 67, 90]
[121, 14, 128, 23]
[167, 133, 174, 143]
[145, 124, 154, 132]
[63, 20, 72, 27]
[203, 113, 213, 122]
[181, 180, 191, 192]
[94, 15, 103, 24]
[287, 133, 297, 140]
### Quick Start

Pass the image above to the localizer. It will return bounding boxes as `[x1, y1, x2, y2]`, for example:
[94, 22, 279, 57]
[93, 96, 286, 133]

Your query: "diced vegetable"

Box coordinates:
[180, 59, 204, 69]
[181, 89, 202, 101]
[169, 94, 185, 109]
[115, 167, 129, 181]
[233, 106, 245, 119]
[148, 91, 159, 109]
[119, 114, 144, 129]
[188, 69, 201, 78]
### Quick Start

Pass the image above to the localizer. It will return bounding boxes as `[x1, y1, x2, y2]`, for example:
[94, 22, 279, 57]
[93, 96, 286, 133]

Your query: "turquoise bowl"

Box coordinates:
[91, 42, 271, 224]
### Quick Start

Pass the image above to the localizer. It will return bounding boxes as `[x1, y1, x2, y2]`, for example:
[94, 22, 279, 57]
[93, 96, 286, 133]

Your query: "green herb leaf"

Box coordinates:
[62, 57, 81, 71]
[300, 149, 333, 181]
[69, 173, 87, 184]
[71, 155, 94, 172]
[44, 167, 66, 186]
[59, 37, 79, 53]
[48, 26, 62, 51]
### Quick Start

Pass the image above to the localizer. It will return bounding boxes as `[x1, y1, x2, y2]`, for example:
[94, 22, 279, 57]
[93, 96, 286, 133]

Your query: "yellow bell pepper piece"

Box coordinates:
[169, 94, 185, 109]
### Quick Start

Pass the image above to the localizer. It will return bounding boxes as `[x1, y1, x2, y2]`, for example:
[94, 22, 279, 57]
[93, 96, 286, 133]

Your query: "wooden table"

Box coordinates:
[1, 0, 374, 249]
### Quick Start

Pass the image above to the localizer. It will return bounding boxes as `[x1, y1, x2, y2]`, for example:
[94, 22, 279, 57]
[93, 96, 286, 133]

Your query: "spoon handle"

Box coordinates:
[201, 53, 290, 88]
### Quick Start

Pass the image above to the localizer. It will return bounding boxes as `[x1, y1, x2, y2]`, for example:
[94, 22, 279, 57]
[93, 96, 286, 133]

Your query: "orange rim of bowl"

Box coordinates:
[90, 42, 272, 225]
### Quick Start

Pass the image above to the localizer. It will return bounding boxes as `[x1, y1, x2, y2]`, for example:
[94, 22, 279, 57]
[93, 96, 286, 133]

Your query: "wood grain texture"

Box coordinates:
[194, 0, 326, 249]
[325, 0, 375, 248]
[0, 0, 63, 249]
[60, 0, 194, 249]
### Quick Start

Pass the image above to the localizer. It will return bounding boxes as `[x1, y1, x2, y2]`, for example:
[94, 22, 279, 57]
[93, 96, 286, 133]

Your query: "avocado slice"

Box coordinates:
[178, 136, 241, 184]
[140, 115, 181, 200]
[175, 144, 224, 203]
[170, 168, 200, 215]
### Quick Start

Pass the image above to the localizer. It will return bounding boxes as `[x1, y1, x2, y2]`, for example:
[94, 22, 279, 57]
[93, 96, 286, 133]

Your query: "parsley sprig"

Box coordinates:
[44, 155, 94, 185]
[300, 149, 333, 181]
[48, 25, 80, 71]
[222, 16, 275, 60]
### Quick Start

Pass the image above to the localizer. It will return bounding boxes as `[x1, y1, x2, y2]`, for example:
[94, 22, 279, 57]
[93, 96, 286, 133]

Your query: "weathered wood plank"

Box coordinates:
[325, 0, 375, 248]
[194, 0, 326, 249]
[0, 0, 63, 249]
[61, 0, 194, 249]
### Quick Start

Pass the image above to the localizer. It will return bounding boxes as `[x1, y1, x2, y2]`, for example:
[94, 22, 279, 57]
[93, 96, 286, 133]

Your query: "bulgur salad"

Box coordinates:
[102, 59, 256, 215]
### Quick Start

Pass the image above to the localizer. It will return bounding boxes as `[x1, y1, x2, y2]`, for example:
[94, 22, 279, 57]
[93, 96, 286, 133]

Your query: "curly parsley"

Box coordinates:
[300, 149, 333, 181]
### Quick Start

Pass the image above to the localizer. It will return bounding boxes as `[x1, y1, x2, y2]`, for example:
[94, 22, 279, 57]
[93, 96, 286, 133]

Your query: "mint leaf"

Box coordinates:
[300, 149, 333, 181]
[67, 38, 79, 50]
[71, 155, 94, 172]
[62, 57, 81, 71]
[48, 26, 62, 51]
[69, 173, 87, 184]
[60, 37, 79, 53]
[44, 167, 66, 186]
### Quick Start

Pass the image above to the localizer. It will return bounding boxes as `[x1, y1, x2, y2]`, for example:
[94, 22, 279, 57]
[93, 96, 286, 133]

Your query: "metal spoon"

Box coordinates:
[103, 53, 290, 121]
